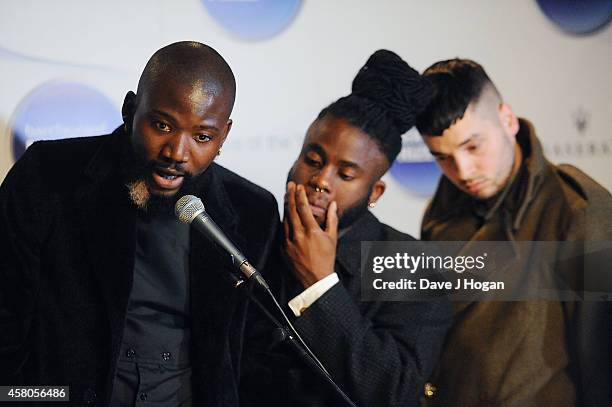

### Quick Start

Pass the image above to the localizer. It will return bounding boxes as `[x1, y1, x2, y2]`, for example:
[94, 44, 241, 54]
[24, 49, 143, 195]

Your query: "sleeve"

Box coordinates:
[288, 273, 339, 317]
[293, 280, 453, 407]
[0, 143, 49, 383]
[560, 174, 612, 407]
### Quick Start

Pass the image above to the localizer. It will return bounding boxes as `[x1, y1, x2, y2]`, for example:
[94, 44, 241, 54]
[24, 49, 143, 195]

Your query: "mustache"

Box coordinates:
[124, 156, 194, 185]
[152, 158, 189, 175]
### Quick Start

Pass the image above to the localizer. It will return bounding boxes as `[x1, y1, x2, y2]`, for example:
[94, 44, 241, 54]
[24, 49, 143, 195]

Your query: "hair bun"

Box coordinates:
[352, 49, 433, 133]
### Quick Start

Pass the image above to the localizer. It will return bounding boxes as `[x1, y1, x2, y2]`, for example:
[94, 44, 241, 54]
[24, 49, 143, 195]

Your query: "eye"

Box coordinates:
[434, 155, 447, 162]
[195, 134, 212, 143]
[304, 155, 322, 168]
[154, 121, 171, 132]
[339, 172, 355, 181]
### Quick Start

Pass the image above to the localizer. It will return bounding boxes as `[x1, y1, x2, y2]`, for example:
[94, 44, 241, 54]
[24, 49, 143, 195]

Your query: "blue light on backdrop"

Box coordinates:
[536, 0, 612, 34]
[201, 0, 301, 40]
[11, 81, 121, 161]
[389, 130, 441, 197]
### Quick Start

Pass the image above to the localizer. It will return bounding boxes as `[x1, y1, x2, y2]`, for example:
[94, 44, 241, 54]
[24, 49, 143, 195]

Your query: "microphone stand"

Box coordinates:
[230, 274, 357, 407]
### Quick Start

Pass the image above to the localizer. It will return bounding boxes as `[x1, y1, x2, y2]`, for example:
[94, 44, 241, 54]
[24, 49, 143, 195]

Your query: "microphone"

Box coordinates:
[175, 195, 269, 289]
[176, 198, 355, 406]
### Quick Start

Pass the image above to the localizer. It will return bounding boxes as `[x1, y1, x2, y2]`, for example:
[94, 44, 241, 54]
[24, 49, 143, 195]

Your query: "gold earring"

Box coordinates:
[217, 148, 222, 156]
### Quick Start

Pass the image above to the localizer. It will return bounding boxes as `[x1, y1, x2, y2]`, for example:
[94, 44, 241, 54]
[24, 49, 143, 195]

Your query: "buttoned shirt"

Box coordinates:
[110, 211, 192, 406]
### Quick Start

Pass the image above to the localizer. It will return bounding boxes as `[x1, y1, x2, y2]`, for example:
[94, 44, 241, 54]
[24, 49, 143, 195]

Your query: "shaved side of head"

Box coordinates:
[472, 84, 503, 122]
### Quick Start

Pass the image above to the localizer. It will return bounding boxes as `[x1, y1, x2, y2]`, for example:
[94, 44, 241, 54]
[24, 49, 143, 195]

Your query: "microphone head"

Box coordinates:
[175, 195, 206, 224]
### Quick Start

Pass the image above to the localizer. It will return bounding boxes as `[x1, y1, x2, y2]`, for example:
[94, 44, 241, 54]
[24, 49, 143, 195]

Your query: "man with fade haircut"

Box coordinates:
[0, 41, 280, 406]
[416, 58, 612, 406]
[241, 50, 452, 407]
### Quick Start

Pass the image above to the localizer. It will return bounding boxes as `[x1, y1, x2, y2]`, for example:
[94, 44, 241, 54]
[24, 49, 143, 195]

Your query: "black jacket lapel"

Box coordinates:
[188, 164, 249, 406]
[74, 130, 136, 396]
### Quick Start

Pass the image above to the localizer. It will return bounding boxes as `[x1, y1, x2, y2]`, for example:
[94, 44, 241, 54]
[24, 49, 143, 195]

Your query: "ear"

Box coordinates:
[499, 102, 519, 140]
[122, 91, 137, 132]
[368, 179, 386, 206]
[219, 118, 232, 149]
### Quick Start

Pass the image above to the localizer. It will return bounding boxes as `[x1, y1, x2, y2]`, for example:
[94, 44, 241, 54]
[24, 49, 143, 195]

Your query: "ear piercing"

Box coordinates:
[368, 202, 376, 208]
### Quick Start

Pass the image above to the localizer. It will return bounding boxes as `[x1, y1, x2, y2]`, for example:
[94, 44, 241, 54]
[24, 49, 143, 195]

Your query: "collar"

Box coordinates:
[192, 163, 239, 233]
[83, 126, 126, 183]
[336, 211, 382, 276]
[428, 118, 549, 232]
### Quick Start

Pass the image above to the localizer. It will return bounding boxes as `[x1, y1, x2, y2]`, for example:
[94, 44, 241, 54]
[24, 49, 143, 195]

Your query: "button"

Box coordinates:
[83, 388, 97, 405]
[161, 351, 171, 361]
[139, 392, 148, 401]
[126, 348, 136, 358]
[424, 382, 436, 398]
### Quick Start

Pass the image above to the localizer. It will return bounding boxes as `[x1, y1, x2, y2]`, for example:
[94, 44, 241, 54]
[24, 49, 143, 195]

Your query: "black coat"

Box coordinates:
[0, 128, 280, 407]
[241, 211, 453, 407]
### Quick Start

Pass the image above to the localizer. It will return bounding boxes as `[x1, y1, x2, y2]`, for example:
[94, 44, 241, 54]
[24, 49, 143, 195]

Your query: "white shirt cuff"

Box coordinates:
[288, 273, 339, 317]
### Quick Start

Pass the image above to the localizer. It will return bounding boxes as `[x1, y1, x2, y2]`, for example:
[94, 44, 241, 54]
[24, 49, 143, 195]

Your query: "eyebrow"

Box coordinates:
[338, 160, 361, 171]
[428, 134, 479, 156]
[150, 109, 220, 132]
[305, 143, 327, 160]
[150, 109, 176, 122]
[304, 143, 363, 171]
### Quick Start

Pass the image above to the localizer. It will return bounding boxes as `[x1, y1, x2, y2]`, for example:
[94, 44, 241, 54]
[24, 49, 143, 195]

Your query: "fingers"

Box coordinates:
[294, 184, 320, 230]
[284, 181, 302, 236]
[325, 201, 338, 240]
[283, 215, 290, 241]
[283, 183, 291, 238]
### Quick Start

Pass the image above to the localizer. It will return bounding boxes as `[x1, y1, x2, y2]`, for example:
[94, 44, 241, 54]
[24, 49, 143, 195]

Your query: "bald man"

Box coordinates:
[0, 41, 280, 406]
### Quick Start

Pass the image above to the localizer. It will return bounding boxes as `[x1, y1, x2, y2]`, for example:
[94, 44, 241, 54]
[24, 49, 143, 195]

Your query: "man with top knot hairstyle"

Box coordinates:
[0, 41, 280, 406]
[241, 50, 452, 407]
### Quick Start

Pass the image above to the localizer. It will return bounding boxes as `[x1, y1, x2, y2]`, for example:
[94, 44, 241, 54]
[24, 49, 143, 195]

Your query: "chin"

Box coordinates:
[150, 188, 181, 198]
[314, 214, 326, 228]
[471, 186, 498, 200]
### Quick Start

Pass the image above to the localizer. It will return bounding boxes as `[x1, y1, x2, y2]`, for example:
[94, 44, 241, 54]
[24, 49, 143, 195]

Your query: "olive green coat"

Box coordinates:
[421, 119, 612, 407]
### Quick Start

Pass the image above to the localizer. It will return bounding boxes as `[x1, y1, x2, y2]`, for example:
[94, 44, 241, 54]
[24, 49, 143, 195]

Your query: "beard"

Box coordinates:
[285, 169, 373, 231]
[123, 151, 197, 217]
[337, 190, 371, 231]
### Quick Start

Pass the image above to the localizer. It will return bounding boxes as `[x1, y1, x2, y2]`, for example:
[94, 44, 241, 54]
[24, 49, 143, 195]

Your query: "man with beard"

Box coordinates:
[0, 41, 279, 406]
[416, 58, 612, 406]
[240, 50, 452, 407]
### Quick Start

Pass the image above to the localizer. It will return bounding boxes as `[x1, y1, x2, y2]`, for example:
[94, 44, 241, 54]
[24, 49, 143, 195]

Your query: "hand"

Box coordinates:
[283, 181, 338, 288]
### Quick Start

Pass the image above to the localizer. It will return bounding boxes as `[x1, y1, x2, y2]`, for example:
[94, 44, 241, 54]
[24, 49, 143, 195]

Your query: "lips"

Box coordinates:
[465, 179, 487, 194]
[307, 194, 328, 218]
[151, 167, 185, 191]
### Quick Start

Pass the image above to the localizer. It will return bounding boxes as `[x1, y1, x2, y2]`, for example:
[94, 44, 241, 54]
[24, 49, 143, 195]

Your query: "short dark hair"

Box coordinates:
[415, 58, 498, 136]
[318, 49, 433, 166]
[138, 41, 236, 114]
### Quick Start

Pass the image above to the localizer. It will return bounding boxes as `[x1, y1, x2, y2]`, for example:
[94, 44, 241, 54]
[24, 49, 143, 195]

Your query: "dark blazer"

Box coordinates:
[241, 211, 453, 407]
[0, 128, 280, 407]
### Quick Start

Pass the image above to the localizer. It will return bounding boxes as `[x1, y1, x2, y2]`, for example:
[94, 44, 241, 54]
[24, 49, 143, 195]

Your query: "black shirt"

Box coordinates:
[110, 211, 192, 406]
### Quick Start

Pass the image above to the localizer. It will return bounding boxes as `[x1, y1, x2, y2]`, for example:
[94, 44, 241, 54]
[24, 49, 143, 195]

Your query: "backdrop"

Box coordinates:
[1, 0, 610, 237]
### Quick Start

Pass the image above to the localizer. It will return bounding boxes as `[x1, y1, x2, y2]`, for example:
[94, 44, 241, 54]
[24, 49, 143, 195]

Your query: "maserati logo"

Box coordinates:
[573, 107, 590, 135]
